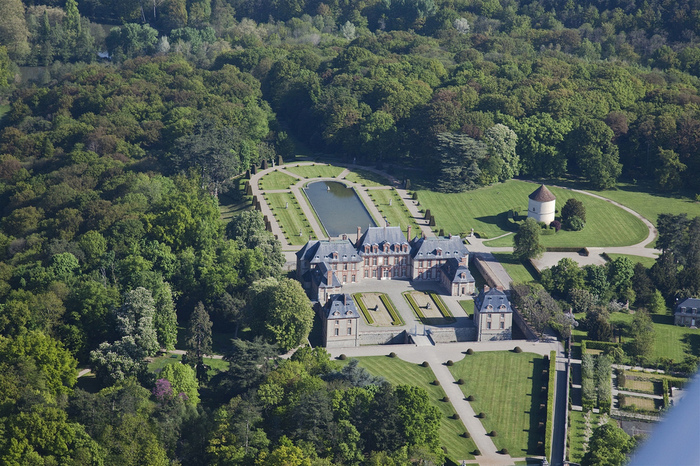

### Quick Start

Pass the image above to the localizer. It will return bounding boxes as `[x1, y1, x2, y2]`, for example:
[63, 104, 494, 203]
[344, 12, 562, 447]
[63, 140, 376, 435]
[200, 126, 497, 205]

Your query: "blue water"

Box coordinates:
[304, 181, 376, 237]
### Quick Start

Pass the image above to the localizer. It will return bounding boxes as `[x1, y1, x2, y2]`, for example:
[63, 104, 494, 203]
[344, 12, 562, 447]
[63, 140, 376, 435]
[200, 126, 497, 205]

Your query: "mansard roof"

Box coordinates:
[358, 226, 409, 255]
[325, 294, 360, 320]
[410, 235, 468, 260]
[310, 262, 341, 288]
[297, 239, 362, 263]
[529, 184, 556, 202]
[441, 258, 475, 284]
[475, 287, 512, 313]
[675, 297, 700, 314]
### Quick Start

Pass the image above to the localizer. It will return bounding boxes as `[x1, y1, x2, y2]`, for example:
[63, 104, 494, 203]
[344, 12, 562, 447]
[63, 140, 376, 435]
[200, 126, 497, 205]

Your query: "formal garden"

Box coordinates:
[403, 291, 455, 325]
[342, 356, 478, 462]
[265, 192, 317, 245]
[449, 350, 550, 457]
[367, 188, 421, 234]
[353, 293, 404, 326]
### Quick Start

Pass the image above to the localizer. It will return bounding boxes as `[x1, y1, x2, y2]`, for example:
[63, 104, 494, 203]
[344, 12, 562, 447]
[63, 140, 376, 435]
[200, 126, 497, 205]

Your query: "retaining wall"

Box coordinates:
[428, 327, 477, 343]
[357, 330, 409, 346]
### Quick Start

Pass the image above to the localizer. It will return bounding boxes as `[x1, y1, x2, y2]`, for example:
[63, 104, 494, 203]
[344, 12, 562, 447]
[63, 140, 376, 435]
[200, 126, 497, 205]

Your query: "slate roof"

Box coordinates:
[310, 262, 341, 288]
[297, 239, 362, 263]
[529, 184, 556, 202]
[474, 287, 512, 313]
[325, 294, 360, 319]
[675, 298, 700, 314]
[441, 258, 475, 283]
[358, 226, 409, 255]
[410, 235, 469, 260]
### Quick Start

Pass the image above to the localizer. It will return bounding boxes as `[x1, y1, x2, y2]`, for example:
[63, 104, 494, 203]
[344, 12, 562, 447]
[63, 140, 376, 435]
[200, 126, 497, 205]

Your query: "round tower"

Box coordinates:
[527, 184, 556, 225]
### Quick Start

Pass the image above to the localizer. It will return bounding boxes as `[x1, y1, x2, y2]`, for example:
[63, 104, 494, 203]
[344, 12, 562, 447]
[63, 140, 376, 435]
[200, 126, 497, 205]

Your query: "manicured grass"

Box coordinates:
[449, 351, 548, 456]
[459, 300, 473, 317]
[418, 180, 648, 247]
[608, 313, 700, 362]
[218, 184, 253, 223]
[259, 170, 299, 190]
[492, 252, 538, 284]
[590, 183, 700, 229]
[350, 356, 477, 461]
[344, 168, 391, 187]
[403, 291, 455, 325]
[605, 253, 658, 269]
[266, 192, 317, 245]
[568, 410, 599, 463]
[367, 188, 421, 234]
[148, 353, 228, 378]
[286, 163, 344, 179]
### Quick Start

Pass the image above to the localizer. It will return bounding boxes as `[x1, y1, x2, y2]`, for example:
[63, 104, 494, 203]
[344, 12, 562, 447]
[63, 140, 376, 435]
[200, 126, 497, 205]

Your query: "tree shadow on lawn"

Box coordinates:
[526, 357, 548, 456]
[682, 333, 700, 357]
[475, 212, 519, 233]
[651, 314, 674, 325]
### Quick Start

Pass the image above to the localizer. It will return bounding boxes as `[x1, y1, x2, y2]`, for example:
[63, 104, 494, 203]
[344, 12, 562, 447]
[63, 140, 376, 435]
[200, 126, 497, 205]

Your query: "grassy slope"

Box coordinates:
[259, 170, 298, 190]
[286, 164, 344, 179]
[419, 180, 647, 247]
[605, 253, 658, 269]
[609, 313, 700, 362]
[267, 192, 317, 245]
[344, 168, 391, 187]
[352, 356, 477, 461]
[449, 351, 547, 456]
[367, 188, 421, 234]
[491, 252, 538, 284]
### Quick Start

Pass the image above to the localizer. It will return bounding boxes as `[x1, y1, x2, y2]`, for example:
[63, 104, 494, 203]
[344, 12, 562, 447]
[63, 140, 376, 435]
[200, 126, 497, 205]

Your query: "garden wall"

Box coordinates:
[357, 330, 409, 346]
[512, 308, 539, 340]
[473, 254, 506, 289]
[428, 327, 477, 343]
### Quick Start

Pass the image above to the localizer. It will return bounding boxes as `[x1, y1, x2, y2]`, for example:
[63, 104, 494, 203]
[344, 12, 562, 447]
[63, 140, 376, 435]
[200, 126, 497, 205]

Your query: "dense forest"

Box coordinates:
[0, 0, 699, 463]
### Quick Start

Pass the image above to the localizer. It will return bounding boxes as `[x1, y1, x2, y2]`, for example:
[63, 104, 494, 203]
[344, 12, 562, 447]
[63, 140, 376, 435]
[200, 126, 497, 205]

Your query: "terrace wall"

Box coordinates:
[357, 330, 409, 345]
[428, 327, 477, 343]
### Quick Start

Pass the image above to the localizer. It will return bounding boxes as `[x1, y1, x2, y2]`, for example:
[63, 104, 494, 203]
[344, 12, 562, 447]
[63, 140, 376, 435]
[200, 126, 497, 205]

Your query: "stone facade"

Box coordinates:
[322, 294, 360, 348]
[473, 286, 513, 341]
[297, 226, 475, 303]
[674, 298, 700, 328]
[527, 184, 556, 225]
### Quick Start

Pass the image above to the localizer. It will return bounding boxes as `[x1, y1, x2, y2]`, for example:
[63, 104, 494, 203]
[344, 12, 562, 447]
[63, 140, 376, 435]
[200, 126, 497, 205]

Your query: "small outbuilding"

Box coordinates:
[528, 184, 556, 225]
[674, 298, 700, 328]
[322, 294, 360, 348]
[474, 286, 513, 341]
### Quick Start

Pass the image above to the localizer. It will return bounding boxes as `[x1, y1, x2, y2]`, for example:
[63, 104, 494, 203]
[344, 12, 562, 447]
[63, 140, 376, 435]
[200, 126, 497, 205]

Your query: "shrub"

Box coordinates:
[389, 352, 397, 358]
[489, 430, 497, 437]
[412, 192, 418, 200]
[424, 209, 431, 220]
[429, 215, 436, 226]
[452, 413, 460, 420]
[446, 360, 454, 366]
[500, 448, 509, 455]
[442, 396, 449, 402]
[420, 361, 429, 367]
[339, 354, 347, 360]
[550, 220, 561, 232]
[514, 346, 522, 353]
[467, 395, 475, 401]
[461, 431, 470, 438]
[433, 379, 441, 386]
[466, 348, 474, 355]
[562, 198, 587, 223]
[457, 378, 465, 385]
[473, 449, 481, 456]
[477, 412, 486, 418]
[565, 215, 585, 231]
[439, 228, 445, 236]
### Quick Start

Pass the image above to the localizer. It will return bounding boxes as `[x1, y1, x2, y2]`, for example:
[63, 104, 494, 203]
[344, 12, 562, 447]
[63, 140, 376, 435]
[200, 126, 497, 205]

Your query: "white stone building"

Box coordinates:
[527, 184, 556, 225]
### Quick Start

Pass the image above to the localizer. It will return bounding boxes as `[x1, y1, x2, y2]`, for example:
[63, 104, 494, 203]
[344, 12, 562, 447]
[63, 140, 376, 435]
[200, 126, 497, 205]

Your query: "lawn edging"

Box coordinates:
[545, 350, 556, 462]
[352, 293, 374, 324]
[430, 292, 456, 322]
[380, 294, 405, 325]
[404, 291, 427, 321]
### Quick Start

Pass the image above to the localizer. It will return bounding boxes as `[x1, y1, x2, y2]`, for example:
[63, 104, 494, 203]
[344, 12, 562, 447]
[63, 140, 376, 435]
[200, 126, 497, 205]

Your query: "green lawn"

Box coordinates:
[286, 164, 345, 179]
[568, 410, 599, 464]
[605, 253, 658, 269]
[259, 170, 299, 190]
[367, 188, 421, 234]
[0, 104, 9, 122]
[344, 168, 391, 187]
[218, 188, 253, 223]
[492, 252, 538, 284]
[266, 192, 318, 245]
[350, 356, 477, 461]
[590, 183, 700, 229]
[609, 313, 700, 362]
[449, 351, 548, 456]
[148, 353, 228, 378]
[418, 180, 648, 247]
[459, 300, 473, 317]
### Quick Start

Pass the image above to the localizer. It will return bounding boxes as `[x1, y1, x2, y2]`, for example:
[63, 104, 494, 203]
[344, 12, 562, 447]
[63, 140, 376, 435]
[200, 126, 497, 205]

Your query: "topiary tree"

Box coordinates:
[421, 361, 430, 367]
[446, 359, 454, 366]
[433, 379, 441, 386]
[473, 449, 481, 456]
[462, 431, 470, 438]
[457, 378, 465, 385]
[389, 352, 397, 358]
[561, 198, 586, 223]
[489, 430, 497, 437]
[339, 354, 347, 360]
[466, 348, 474, 355]
[467, 395, 475, 401]
[442, 396, 449, 402]
[452, 413, 460, 420]
[514, 346, 522, 353]
[424, 209, 431, 220]
[500, 448, 509, 455]
[477, 412, 486, 418]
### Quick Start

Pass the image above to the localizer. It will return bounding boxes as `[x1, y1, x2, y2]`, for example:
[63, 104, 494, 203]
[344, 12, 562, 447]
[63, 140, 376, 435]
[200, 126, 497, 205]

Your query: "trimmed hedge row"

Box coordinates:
[380, 294, 405, 326]
[353, 294, 374, 324]
[581, 340, 621, 353]
[404, 292, 426, 321]
[429, 292, 456, 322]
[544, 350, 556, 461]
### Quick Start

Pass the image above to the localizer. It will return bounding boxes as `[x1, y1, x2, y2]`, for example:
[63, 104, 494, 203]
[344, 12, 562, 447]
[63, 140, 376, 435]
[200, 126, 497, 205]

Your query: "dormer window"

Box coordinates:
[383, 244, 389, 253]
[364, 245, 370, 253]
[486, 304, 493, 310]
[333, 252, 338, 259]
[437, 248, 442, 256]
[499, 304, 506, 310]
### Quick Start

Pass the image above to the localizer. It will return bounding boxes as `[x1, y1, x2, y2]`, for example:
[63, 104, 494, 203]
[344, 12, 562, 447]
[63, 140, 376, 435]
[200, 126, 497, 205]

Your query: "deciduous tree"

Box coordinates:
[513, 217, 544, 260]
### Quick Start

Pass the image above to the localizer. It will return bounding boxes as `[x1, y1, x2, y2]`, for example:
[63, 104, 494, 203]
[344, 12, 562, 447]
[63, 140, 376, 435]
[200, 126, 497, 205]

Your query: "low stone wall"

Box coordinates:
[428, 327, 477, 343]
[357, 330, 408, 346]
[473, 255, 505, 289]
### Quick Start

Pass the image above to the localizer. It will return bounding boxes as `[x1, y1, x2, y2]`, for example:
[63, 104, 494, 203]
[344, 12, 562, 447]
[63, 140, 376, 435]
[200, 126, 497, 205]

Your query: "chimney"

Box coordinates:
[357, 226, 362, 244]
[407, 225, 412, 240]
[484, 285, 490, 293]
[327, 270, 333, 285]
[422, 231, 426, 239]
[342, 234, 347, 241]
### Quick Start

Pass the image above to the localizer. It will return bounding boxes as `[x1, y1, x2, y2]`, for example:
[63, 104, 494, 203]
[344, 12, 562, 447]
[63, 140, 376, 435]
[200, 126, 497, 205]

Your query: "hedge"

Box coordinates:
[429, 292, 456, 322]
[663, 379, 670, 408]
[353, 294, 374, 324]
[404, 292, 426, 321]
[581, 340, 621, 353]
[544, 350, 556, 461]
[380, 294, 405, 325]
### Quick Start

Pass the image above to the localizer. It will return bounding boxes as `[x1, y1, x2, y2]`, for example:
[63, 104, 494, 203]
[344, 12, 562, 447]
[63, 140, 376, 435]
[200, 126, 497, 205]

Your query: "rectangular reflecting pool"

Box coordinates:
[304, 181, 376, 237]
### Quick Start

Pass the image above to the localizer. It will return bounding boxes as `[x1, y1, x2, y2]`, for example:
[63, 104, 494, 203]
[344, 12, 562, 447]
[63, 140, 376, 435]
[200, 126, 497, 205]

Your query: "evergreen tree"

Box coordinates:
[513, 218, 545, 260]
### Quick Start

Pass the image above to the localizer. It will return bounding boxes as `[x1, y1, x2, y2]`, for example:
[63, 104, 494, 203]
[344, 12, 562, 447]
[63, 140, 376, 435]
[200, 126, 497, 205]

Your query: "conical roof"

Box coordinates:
[529, 184, 556, 202]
